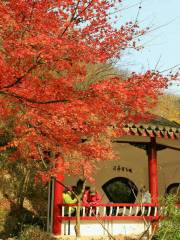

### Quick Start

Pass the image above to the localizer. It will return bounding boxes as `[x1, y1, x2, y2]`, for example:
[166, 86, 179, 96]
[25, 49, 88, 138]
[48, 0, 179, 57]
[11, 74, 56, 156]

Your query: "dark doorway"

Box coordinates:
[102, 177, 138, 203]
[166, 183, 180, 204]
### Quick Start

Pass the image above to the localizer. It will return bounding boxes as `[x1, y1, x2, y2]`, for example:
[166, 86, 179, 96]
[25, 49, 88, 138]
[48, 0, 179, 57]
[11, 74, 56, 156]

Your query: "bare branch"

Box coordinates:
[159, 64, 180, 73]
[135, 18, 178, 40]
[154, 55, 162, 71]
[108, 0, 146, 17]
[134, 0, 143, 26]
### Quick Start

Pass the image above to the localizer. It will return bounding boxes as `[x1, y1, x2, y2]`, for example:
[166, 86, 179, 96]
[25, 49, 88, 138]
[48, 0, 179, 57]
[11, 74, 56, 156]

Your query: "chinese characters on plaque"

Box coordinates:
[113, 166, 132, 173]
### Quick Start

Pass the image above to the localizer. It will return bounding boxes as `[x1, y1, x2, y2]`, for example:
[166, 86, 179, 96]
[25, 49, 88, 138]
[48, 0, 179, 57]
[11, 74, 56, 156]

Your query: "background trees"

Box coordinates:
[151, 94, 180, 124]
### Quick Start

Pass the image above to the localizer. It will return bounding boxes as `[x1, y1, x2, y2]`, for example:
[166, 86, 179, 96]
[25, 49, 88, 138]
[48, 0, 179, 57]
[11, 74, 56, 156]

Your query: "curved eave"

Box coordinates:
[123, 123, 180, 140]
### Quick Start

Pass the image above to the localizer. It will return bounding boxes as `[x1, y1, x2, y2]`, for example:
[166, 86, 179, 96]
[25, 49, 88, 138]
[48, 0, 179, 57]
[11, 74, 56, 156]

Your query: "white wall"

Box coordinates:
[62, 220, 151, 236]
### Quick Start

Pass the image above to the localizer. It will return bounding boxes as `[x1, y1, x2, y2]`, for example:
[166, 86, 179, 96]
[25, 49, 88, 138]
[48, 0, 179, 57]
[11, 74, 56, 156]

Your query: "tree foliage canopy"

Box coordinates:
[0, 0, 169, 181]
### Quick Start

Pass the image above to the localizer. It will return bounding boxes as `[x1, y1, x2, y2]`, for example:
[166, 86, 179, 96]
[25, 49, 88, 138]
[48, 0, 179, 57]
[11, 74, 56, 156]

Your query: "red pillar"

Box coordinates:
[148, 137, 158, 204]
[52, 161, 64, 235]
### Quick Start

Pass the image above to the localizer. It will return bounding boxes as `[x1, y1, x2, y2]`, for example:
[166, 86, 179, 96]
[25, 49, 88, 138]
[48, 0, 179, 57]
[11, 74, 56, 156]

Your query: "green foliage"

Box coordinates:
[16, 225, 54, 240]
[153, 195, 180, 240]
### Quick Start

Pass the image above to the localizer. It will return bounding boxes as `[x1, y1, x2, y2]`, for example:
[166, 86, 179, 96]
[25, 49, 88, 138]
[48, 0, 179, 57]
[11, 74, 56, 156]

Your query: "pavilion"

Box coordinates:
[47, 116, 180, 237]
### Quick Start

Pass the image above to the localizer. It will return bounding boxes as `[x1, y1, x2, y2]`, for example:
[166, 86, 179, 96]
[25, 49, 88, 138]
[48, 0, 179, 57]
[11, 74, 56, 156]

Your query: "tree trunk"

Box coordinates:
[74, 179, 86, 239]
[17, 169, 30, 209]
[74, 198, 81, 238]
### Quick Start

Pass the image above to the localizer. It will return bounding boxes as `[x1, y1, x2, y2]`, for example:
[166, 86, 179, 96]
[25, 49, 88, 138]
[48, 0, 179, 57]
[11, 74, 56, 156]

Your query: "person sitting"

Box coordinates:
[63, 187, 77, 216]
[82, 186, 90, 205]
[82, 186, 101, 215]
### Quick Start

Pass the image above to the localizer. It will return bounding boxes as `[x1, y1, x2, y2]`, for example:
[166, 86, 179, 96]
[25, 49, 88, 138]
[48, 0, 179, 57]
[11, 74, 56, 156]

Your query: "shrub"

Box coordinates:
[153, 194, 180, 240]
[17, 225, 54, 240]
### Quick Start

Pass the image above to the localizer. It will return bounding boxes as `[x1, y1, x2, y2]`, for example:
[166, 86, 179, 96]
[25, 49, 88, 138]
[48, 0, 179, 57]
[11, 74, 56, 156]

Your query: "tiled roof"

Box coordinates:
[123, 116, 180, 140]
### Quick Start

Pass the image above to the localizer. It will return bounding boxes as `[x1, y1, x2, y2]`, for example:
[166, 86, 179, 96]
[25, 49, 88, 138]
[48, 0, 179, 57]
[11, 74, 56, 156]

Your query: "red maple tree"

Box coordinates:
[0, 0, 168, 182]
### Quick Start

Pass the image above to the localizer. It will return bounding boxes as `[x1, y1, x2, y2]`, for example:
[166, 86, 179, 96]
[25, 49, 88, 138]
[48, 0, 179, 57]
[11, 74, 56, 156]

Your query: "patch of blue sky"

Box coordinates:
[111, 0, 180, 95]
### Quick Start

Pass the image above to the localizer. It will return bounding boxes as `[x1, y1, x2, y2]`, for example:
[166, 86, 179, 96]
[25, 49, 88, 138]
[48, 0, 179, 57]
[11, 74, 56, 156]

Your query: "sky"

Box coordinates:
[116, 0, 180, 95]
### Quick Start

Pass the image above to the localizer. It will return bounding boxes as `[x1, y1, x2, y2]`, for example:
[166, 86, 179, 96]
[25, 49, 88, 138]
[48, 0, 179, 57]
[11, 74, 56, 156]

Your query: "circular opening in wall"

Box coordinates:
[102, 177, 138, 203]
[166, 183, 180, 204]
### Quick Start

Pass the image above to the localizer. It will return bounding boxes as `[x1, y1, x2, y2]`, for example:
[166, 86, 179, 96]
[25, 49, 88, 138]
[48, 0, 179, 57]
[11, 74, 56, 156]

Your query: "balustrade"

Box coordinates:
[59, 203, 160, 220]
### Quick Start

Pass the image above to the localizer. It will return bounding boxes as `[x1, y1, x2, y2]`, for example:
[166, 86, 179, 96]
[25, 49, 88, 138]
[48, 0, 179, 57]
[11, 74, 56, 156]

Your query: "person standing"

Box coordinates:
[141, 186, 151, 204]
[63, 187, 77, 216]
[140, 186, 152, 216]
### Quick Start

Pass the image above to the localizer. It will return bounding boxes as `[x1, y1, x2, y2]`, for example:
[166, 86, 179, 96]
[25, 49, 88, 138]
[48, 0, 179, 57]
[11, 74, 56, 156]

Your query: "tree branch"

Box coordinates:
[0, 91, 69, 104]
[60, 0, 81, 37]
[2, 64, 39, 89]
[60, 0, 94, 37]
[1, 53, 43, 90]
[37, 144, 48, 169]
[159, 64, 180, 73]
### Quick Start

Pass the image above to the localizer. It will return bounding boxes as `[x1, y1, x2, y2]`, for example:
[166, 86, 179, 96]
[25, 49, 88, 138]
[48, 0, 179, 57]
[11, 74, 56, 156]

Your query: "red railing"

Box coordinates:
[58, 203, 180, 221]
[58, 203, 161, 221]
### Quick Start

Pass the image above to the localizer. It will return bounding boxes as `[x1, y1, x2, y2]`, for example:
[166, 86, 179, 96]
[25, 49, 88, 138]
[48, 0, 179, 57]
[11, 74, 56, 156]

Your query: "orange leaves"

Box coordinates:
[0, 139, 18, 152]
[0, 0, 169, 181]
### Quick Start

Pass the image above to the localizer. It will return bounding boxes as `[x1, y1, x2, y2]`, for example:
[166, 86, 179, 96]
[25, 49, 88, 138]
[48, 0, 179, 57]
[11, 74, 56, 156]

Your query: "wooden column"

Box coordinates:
[148, 137, 158, 204]
[52, 160, 64, 235]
